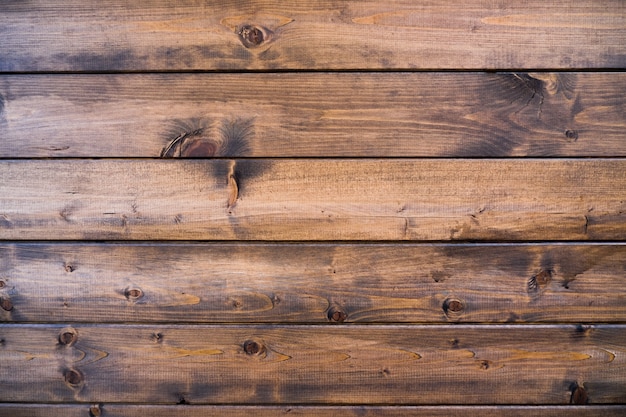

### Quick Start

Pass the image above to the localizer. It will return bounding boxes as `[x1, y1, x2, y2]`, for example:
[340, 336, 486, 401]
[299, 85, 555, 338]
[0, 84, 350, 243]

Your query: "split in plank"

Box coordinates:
[0, 159, 624, 241]
[1, 72, 625, 157]
[2, 405, 626, 417]
[0, 324, 624, 404]
[1, 243, 625, 324]
[1, 0, 624, 71]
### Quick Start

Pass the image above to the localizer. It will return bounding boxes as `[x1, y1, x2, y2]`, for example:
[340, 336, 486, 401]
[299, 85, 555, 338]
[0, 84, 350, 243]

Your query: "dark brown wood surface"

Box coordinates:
[1, 1, 624, 413]
[1, 159, 624, 241]
[1, 243, 624, 324]
[1, 0, 624, 71]
[2, 404, 626, 417]
[1, 73, 624, 157]
[0, 324, 624, 404]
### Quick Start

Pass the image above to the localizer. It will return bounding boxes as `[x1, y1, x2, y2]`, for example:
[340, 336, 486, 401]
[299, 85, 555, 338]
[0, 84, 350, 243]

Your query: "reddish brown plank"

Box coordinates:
[1, 404, 625, 417]
[1, 73, 624, 157]
[0, 324, 624, 404]
[1, 243, 625, 324]
[0, 159, 624, 241]
[1, 1, 624, 71]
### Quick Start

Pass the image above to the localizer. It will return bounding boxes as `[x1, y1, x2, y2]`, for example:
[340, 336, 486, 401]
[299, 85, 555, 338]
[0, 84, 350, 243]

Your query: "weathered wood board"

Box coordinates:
[2, 404, 626, 417]
[1, 243, 624, 324]
[1, 0, 624, 71]
[1, 159, 624, 240]
[1, 73, 624, 157]
[0, 324, 624, 404]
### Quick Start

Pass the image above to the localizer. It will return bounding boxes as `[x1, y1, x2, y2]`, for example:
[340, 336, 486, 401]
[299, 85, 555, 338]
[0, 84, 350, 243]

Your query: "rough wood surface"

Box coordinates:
[0, 159, 624, 241]
[1, 243, 624, 324]
[1, 1, 624, 71]
[0, 324, 624, 404]
[1, 72, 624, 157]
[2, 404, 625, 417]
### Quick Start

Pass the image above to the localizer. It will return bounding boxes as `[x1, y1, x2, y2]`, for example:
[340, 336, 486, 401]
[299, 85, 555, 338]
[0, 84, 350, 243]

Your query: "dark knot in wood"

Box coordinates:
[243, 340, 265, 356]
[238, 25, 265, 48]
[64, 369, 83, 386]
[443, 298, 464, 317]
[59, 329, 77, 346]
[328, 306, 347, 323]
[0, 297, 13, 311]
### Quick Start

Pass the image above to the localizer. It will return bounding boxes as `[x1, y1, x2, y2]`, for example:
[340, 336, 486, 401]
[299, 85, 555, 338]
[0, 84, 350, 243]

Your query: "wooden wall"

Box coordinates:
[1, 1, 625, 415]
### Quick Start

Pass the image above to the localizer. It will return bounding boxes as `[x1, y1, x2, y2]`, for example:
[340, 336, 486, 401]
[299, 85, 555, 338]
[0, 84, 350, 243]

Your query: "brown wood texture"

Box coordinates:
[0, 324, 624, 404]
[1, 243, 624, 324]
[2, 404, 626, 417]
[1, 0, 624, 71]
[1, 159, 624, 241]
[1, 72, 624, 157]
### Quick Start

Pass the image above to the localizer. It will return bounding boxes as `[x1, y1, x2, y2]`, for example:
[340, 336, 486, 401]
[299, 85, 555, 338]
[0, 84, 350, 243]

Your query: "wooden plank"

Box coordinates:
[1, 243, 625, 324]
[0, 159, 624, 241]
[1, 1, 624, 71]
[1, 72, 625, 157]
[0, 324, 624, 404]
[2, 404, 626, 417]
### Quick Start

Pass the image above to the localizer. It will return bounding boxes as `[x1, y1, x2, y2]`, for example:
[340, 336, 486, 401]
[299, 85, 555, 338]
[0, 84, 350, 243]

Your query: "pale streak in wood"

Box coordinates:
[0, 1, 624, 71]
[1, 243, 624, 324]
[1, 73, 624, 157]
[2, 405, 625, 417]
[0, 324, 624, 404]
[0, 159, 624, 241]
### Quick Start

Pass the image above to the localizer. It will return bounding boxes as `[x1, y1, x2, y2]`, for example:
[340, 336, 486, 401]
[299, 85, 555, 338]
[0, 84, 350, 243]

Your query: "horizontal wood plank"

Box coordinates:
[0, 324, 624, 404]
[2, 404, 626, 417]
[1, 72, 625, 157]
[0, 159, 624, 241]
[1, 243, 625, 324]
[1, 1, 624, 71]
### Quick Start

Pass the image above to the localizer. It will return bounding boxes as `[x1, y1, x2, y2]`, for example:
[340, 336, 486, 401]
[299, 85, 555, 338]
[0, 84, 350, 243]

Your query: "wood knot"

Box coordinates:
[59, 328, 78, 346]
[243, 340, 266, 356]
[0, 296, 13, 311]
[327, 306, 347, 323]
[64, 369, 83, 387]
[237, 25, 267, 48]
[124, 287, 144, 301]
[564, 129, 579, 142]
[443, 298, 465, 319]
[528, 269, 552, 294]
[89, 404, 102, 417]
